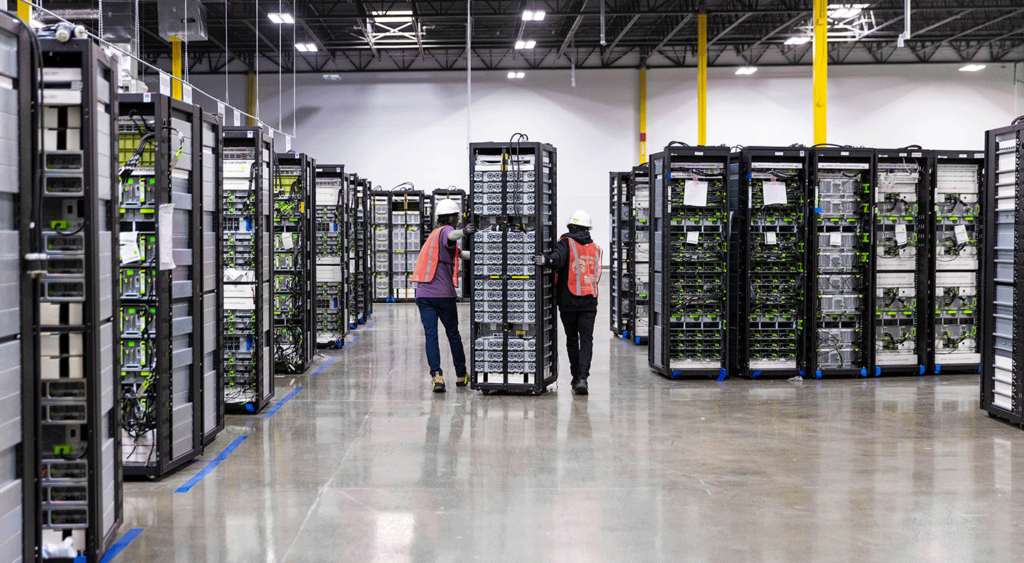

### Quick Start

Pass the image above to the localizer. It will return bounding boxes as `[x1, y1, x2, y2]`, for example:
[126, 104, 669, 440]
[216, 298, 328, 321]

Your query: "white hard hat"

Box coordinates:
[567, 210, 592, 228]
[435, 198, 461, 217]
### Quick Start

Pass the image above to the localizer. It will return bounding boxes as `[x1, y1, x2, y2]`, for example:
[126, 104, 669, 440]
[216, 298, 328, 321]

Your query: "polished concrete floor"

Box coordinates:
[119, 284, 1024, 562]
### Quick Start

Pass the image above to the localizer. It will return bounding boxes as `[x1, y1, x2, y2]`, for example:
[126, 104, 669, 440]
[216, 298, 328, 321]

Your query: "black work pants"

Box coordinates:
[559, 310, 597, 382]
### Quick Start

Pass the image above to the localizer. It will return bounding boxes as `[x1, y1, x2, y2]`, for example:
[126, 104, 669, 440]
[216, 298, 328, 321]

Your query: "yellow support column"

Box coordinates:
[171, 36, 183, 100]
[813, 0, 828, 145]
[697, 13, 708, 145]
[17, 0, 30, 22]
[247, 73, 256, 126]
[639, 68, 647, 164]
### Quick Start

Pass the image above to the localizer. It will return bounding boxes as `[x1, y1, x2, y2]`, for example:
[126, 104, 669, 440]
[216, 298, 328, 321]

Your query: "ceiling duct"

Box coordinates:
[158, 0, 208, 41]
[101, 0, 135, 42]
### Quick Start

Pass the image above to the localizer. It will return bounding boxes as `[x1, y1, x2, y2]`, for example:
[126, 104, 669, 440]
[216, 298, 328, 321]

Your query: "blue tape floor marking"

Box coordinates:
[261, 387, 304, 419]
[98, 528, 145, 563]
[310, 357, 336, 376]
[174, 436, 248, 493]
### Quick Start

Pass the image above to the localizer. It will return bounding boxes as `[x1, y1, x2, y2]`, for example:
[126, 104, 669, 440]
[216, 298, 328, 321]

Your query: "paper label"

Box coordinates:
[765, 232, 777, 245]
[286, 136, 292, 152]
[158, 204, 176, 270]
[159, 72, 171, 96]
[894, 224, 908, 246]
[183, 84, 193, 104]
[829, 232, 842, 246]
[217, 102, 226, 119]
[119, 232, 142, 264]
[281, 234, 295, 250]
[686, 231, 700, 245]
[683, 180, 708, 207]
[233, 109, 241, 126]
[954, 225, 969, 244]
[763, 181, 788, 206]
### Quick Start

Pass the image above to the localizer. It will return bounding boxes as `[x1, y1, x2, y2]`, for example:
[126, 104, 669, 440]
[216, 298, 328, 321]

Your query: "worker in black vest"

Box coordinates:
[534, 210, 603, 395]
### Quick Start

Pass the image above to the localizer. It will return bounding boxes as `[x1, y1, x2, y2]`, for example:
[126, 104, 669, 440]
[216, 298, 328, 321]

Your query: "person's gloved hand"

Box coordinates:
[533, 255, 546, 266]
[464, 223, 478, 235]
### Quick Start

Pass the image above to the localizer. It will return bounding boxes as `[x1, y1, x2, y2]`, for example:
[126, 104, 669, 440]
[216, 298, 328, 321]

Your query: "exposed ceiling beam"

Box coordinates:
[708, 13, 752, 46]
[606, 14, 640, 53]
[647, 14, 694, 60]
[557, 0, 590, 60]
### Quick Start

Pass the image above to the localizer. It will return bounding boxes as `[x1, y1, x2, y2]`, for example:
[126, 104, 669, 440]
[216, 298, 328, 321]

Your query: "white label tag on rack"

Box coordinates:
[763, 181, 788, 206]
[954, 224, 969, 244]
[217, 102, 226, 120]
[158, 204, 176, 270]
[765, 232, 777, 245]
[683, 180, 708, 207]
[894, 224, 908, 246]
[183, 84, 193, 104]
[286, 136, 292, 151]
[233, 110, 241, 126]
[119, 232, 141, 264]
[829, 232, 842, 246]
[282, 234, 295, 250]
[686, 231, 700, 245]
[159, 72, 171, 96]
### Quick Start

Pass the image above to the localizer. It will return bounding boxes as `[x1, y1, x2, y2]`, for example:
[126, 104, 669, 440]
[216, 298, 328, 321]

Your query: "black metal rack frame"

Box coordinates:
[928, 149, 985, 376]
[468, 141, 559, 394]
[221, 126, 274, 413]
[731, 147, 809, 378]
[314, 164, 347, 347]
[981, 124, 1022, 426]
[116, 93, 204, 479]
[629, 163, 651, 345]
[649, 145, 733, 379]
[431, 188, 470, 298]
[198, 110, 224, 446]
[807, 147, 876, 379]
[609, 171, 630, 337]
[272, 153, 316, 373]
[371, 189, 425, 303]
[35, 36, 123, 561]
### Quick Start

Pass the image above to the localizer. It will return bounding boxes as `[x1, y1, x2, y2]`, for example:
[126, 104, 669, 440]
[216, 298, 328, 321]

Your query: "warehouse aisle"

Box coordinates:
[117, 282, 1024, 562]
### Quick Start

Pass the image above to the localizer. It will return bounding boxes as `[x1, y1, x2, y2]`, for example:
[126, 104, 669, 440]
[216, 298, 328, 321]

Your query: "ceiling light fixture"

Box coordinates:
[268, 13, 294, 24]
[784, 36, 812, 46]
[322, 74, 342, 81]
[735, 67, 758, 75]
[372, 10, 413, 23]
[828, 3, 869, 19]
[959, 64, 987, 72]
[507, 71, 525, 79]
[515, 39, 536, 50]
[295, 43, 318, 52]
[522, 10, 546, 21]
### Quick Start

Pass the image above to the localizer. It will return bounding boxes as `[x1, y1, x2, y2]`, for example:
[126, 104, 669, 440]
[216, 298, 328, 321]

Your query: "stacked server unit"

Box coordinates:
[469, 141, 559, 394]
[732, 147, 808, 378]
[197, 112, 223, 446]
[221, 127, 273, 413]
[314, 164, 347, 347]
[630, 164, 651, 345]
[115, 94, 203, 477]
[273, 154, 315, 373]
[432, 188, 469, 298]
[807, 148, 875, 378]
[930, 150, 984, 374]
[609, 172, 629, 336]
[34, 36, 123, 559]
[348, 174, 371, 324]
[982, 124, 1022, 425]
[649, 146, 732, 379]
[1, 19, 33, 563]
[371, 189, 425, 302]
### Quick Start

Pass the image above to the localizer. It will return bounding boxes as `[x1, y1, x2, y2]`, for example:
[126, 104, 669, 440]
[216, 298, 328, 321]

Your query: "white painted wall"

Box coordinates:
[190, 62, 1018, 260]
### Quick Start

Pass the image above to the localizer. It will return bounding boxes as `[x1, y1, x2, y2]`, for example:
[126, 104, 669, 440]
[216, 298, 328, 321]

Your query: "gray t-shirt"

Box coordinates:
[414, 226, 458, 299]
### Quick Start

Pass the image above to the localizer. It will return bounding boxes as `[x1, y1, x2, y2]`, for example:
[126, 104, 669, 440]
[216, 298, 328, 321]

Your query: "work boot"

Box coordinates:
[573, 379, 589, 396]
[455, 373, 470, 387]
[431, 372, 446, 393]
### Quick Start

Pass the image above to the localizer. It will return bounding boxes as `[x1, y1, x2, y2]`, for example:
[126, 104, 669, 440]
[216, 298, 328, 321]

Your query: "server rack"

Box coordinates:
[346, 174, 368, 325]
[468, 141, 559, 394]
[981, 124, 1021, 425]
[198, 111, 224, 446]
[371, 189, 425, 303]
[431, 188, 470, 298]
[273, 153, 315, 373]
[807, 147, 875, 378]
[221, 127, 274, 413]
[422, 194, 435, 241]
[314, 164, 347, 347]
[873, 149, 930, 376]
[629, 164, 651, 345]
[731, 147, 809, 378]
[649, 145, 732, 379]
[115, 93, 203, 478]
[1, 18, 34, 563]
[928, 150, 984, 375]
[609, 171, 630, 336]
[354, 176, 373, 321]
[34, 35, 123, 559]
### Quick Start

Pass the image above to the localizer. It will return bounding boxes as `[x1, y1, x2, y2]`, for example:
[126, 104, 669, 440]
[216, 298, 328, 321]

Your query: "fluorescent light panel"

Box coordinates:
[295, 43, 318, 52]
[784, 36, 811, 45]
[522, 10, 546, 21]
[269, 12, 294, 24]
[735, 67, 758, 75]
[507, 71, 525, 79]
[828, 3, 869, 19]
[515, 40, 536, 49]
[959, 64, 986, 72]
[372, 10, 413, 23]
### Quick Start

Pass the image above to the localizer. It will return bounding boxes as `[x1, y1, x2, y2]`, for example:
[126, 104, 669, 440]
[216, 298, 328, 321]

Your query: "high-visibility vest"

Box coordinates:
[560, 237, 602, 297]
[411, 227, 460, 287]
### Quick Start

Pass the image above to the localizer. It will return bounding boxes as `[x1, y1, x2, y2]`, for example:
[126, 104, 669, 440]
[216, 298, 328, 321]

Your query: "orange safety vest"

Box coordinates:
[411, 227, 461, 287]
[559, 237, 602, 297]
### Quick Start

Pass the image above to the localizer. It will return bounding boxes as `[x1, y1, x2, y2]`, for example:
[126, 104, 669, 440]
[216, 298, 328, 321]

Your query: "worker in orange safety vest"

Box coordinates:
[534, 210, 602, 395]
[411, 198, 476, 393]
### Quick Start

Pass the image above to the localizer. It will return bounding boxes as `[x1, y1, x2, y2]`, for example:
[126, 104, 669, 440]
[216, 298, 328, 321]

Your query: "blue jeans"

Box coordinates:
[416, 297, 467, 377]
